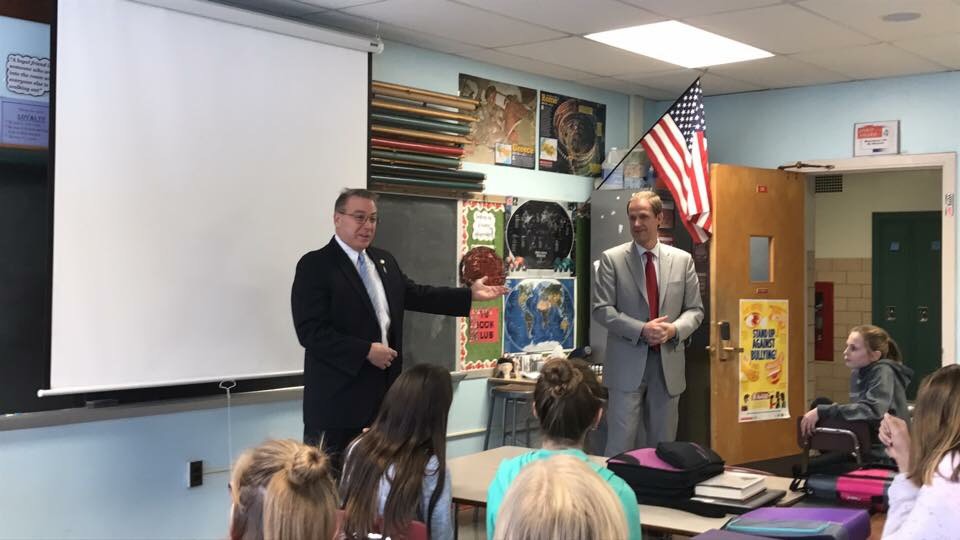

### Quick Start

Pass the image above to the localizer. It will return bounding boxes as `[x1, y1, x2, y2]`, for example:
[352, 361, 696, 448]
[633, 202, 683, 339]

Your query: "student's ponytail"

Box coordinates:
[851, 324, 903, 363]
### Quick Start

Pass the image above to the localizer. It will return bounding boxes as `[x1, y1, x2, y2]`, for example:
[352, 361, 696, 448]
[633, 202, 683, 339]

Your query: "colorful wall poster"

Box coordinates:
[1, 16, 50, 148]
[538, 91, 605, 176]
[459, 74, 536, 169]
[738, 299, 789, 422]
[504, 198, 576, 274]
[504, 277, 575, 353]
[457, 200, 506, 370]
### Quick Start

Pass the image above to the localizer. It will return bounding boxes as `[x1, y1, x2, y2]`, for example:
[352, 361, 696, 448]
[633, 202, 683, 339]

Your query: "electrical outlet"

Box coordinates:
[189, 460, 203, 488]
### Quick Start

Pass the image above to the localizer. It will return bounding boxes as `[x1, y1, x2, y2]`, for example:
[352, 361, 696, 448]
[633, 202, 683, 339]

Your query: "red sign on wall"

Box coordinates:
[469, 307, 499, 343]
[814, 281, 834, 361]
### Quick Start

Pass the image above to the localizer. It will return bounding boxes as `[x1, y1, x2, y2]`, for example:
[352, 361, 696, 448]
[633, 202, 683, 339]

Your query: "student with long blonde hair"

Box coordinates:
[228, 439, 338, 540]
[493, 454, 628, 540]
[879, 364, 960, 539]
[486, 358, 641, 540]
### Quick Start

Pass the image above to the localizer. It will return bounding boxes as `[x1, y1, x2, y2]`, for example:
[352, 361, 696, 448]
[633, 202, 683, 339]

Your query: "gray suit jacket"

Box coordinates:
[592, 241, 704, 396]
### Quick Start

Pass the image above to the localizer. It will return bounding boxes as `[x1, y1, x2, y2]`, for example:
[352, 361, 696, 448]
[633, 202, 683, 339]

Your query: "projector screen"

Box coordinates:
[47, 0, 370, 394]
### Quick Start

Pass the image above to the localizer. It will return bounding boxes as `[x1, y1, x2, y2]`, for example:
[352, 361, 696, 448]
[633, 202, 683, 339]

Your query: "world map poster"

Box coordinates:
[503, 277, 575, 353]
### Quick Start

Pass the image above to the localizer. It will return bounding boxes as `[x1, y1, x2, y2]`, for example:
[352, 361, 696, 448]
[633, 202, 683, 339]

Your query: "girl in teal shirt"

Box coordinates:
[486, 358, 642, 540]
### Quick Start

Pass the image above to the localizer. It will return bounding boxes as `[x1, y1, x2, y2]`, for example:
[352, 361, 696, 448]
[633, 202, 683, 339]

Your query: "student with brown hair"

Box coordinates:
[340, 364, 454, 540]
[493, 454, 628, 540]
[879, 364, 960, 539]
[486, 358, 641, 540]
[228, 439, 338, 540]
[800, 325, 913, 459]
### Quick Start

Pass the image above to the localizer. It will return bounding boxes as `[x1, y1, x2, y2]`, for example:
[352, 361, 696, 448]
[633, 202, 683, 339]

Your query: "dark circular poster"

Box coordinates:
[506, 201, 573, 270]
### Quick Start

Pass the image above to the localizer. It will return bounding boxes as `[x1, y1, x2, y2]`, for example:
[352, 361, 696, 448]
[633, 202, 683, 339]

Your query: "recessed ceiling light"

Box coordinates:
[585, 21, 773, 69]
[881, 12, 922, 22]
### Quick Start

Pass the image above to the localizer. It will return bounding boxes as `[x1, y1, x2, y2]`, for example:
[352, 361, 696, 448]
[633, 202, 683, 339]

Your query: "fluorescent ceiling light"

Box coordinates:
[586, 21, 772, 68]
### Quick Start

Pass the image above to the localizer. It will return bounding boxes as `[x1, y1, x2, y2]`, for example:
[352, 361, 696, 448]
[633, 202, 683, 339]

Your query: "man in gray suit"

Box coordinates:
[593, 191, 704, 455]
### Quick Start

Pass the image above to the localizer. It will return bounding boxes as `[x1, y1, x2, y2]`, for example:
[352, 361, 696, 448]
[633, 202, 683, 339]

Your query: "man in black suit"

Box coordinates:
[292, 188, 506, 469]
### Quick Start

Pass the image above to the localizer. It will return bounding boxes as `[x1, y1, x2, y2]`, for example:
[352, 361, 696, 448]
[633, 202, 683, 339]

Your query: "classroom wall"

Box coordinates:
[646, 71, 960, 169]
[372, 41, 632, 203]
[815, 170, 941, 258]
[0, 40, 631, 539]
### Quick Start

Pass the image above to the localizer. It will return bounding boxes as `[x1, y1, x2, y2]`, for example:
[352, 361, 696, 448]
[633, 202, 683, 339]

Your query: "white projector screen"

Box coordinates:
[47, 0, 369, 394]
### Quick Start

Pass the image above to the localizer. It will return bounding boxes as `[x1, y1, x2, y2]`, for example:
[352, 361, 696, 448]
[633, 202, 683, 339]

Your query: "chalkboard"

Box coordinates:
[372, 193, 458, 372]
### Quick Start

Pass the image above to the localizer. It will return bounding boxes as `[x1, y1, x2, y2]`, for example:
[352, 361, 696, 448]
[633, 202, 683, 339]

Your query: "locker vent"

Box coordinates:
[815, 175, 843, 193]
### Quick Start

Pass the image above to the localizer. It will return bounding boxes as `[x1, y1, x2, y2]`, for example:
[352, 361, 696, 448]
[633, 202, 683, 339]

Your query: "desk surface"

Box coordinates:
[449, 446, 804, 536]
[488, 376, 537, 386]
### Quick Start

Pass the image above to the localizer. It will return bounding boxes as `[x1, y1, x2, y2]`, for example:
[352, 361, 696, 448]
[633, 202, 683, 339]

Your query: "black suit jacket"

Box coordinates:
[292, 237, 471, 430]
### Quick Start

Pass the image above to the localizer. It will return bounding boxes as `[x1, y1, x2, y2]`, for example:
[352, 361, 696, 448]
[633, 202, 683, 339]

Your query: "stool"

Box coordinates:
[484, 384, 534, 449]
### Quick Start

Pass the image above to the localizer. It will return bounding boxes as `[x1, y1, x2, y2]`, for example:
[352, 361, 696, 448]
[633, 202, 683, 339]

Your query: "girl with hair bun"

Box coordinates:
[228, 439, 338, 540]
[486, 358, 641, 540]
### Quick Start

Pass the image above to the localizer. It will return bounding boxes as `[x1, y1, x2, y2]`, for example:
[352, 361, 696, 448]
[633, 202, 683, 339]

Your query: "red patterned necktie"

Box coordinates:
[645, 251, 660, 350]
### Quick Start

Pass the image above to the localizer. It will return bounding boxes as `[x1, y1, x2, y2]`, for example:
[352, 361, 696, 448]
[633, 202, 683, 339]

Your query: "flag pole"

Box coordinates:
[595, 77, 702, 191]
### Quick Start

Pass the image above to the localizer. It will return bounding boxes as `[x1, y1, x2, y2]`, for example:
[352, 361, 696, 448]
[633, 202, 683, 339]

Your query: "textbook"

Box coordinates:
[694, 472, 766, 500]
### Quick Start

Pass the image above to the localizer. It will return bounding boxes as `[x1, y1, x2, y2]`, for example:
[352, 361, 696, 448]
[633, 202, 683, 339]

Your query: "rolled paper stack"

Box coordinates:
[369, 80, 484, 195]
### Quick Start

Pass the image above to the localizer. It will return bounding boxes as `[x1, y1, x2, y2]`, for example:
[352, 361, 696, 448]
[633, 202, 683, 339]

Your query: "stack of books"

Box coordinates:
[691, 472, 783, 513]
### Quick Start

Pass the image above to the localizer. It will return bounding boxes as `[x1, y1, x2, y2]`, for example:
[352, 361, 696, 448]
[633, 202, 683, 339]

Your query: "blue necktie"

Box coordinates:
[357, 253, 389, 344]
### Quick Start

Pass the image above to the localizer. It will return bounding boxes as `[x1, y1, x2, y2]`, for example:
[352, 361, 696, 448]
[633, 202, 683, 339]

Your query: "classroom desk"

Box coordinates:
[449, 446, 804, 537]
[487, 376, 537, 386]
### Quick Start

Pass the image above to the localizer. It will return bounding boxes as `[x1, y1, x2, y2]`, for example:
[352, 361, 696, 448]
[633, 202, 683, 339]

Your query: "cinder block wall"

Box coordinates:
[810, 257, 872, 404]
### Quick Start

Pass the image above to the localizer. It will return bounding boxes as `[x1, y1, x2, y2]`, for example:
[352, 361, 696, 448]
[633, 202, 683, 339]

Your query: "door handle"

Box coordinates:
[710, 321, 741, 361]
[918, 306, 929, 323]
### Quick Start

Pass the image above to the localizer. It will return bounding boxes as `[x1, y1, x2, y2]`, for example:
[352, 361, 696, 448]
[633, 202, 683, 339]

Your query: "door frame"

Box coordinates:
[784, 152, 956, 367]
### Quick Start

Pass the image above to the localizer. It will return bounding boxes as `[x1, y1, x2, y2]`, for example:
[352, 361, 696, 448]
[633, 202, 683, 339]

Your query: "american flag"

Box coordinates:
[641, 78, 712, 243]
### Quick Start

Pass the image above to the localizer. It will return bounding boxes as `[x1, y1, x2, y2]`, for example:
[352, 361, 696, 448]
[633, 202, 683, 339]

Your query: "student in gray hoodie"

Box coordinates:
[801, 324, 913, 460]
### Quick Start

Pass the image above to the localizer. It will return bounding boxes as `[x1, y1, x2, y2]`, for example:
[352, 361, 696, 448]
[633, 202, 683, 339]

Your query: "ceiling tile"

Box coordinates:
[342, 0, 565, 47]
[798, 0, 960, 41]
[575, 77, 676, 99]
[498, 37, 679, 77]
[707, 55, 850, 89]
[620, 0, 782, 19]
[687, 4, 876, 54]
[894, 33, 960, 69]
[622, 70, 763, 96]
[302, 10, 480, 53]
[214, 0, 326, 17]
[457, 49, 597, 80]
[453, 0, 662, 34]
[794, 43, 948, 79]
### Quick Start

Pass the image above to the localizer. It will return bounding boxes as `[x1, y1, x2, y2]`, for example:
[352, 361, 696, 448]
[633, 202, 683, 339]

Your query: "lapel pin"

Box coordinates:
[379, 259, 387, 273]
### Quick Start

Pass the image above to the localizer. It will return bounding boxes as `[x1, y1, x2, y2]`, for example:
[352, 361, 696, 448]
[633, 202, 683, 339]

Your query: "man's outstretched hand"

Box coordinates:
[470, 276, 509, 302]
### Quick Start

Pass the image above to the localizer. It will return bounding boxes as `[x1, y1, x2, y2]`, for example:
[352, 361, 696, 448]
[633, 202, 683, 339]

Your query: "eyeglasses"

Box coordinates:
[338, 211, 379, 225]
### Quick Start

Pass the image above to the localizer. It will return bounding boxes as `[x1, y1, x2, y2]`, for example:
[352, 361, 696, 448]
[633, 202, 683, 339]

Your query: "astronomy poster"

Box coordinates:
[459, 74, 536, 169]
[504, 198, 576, 274]
[457, 200, 506, 370]
[739, 299, 789, 422]
[538, 91, 605, 177]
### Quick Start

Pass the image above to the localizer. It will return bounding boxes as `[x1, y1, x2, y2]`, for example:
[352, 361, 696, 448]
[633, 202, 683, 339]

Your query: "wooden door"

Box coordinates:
[709, 164, 806, 464]
[873, 211, 942, 399]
